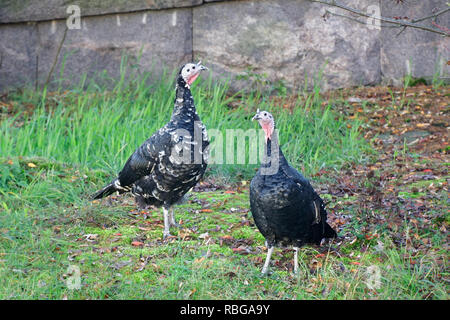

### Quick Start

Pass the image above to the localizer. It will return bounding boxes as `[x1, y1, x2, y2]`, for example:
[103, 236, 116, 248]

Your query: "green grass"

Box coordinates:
[0, 66, 368, 180]
[1, 66, 446, 300]
[0, 157, 447, 299]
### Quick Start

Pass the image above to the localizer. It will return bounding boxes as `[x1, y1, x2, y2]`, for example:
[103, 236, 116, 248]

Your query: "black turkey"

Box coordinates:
[249, 110, 337, 274]
[91, 62, 209, 239]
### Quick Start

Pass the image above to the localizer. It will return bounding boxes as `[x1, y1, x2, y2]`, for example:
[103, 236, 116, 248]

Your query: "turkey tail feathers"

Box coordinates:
[91, 183, 117, 200]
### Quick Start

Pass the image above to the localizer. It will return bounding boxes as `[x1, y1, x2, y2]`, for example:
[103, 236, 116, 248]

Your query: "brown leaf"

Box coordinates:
[232, 246, 252, 255]
[194, 257, 205, 264]
[137, 226, 152, 231]
[131, 241, 144, 247]
[187, 288, 197, 298]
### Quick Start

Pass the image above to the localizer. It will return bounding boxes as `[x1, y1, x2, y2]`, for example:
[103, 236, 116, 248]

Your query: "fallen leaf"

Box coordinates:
[131, 241, 144, 247]
[199, 232, 209, 239]
[137, 226, 152, 231]
[232, 246, 252, 255]
[187, 288, 197, 298]
[84, 234, 98, 242]
[194, 257, 205, 264]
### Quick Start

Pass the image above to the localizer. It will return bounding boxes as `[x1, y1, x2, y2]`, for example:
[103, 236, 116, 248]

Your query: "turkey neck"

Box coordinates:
[171, 79, 198, 123]
[262, 136, 287, 171]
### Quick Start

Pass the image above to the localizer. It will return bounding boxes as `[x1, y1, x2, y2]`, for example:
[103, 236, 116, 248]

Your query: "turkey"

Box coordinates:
[249, 109, 337, 274]
[91, 61, 209, 239]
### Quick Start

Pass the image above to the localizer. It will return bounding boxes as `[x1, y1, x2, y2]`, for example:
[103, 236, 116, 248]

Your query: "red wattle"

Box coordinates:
[187, 73, 200, 85]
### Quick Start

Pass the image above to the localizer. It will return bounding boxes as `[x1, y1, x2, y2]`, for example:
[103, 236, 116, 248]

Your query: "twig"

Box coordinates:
[411, 7, 450, 24]
[309, 0, 449, 36]
[35, 55, 39, 91]
[322, 8, 408, 36]
[431, 21, 450, 34]
[44, 26, 68, 88]
[395, 26, 407, 37]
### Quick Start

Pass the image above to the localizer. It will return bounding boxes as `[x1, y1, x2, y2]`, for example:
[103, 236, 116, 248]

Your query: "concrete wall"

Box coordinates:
[0, 0, 448, 93]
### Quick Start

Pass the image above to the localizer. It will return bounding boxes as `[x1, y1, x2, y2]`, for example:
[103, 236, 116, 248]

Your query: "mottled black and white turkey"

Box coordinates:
[91, 62, 209, 239]
[249, 110, 337, 274]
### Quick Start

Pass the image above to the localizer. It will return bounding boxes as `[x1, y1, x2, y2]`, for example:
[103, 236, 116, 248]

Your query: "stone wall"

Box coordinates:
[0, 0, 448, 93]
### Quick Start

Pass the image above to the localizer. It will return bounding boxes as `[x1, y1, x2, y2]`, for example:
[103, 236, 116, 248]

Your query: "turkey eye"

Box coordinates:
[264, 113, 267, 116]
[187, 69, 190, 72]
[193, 66, 196, 69]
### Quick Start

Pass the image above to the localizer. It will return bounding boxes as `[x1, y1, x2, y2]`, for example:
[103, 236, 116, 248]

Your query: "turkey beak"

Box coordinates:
[252, 113, 261, 121]
[197, 61, 208, 71]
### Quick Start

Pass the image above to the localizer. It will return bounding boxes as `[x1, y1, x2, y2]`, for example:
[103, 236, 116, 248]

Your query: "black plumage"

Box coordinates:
[91, 62, 209, 238]
[249, 110, 337, 274]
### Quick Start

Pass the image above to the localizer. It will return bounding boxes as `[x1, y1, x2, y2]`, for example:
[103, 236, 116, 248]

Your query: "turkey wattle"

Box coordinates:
[249, 109, 337, 274]
[91, 62, 209, 239]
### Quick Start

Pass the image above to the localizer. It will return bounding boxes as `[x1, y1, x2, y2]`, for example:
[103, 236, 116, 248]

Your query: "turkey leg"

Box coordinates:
[169, 208, 180, 228]
[294, 247, 299, 274]
[163, 206, 172, 239]
[261, 246, 274, 275]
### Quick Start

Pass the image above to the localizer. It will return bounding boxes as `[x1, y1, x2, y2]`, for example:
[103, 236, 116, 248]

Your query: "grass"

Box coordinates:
[0, 157, 447, 299]
[0, 65, 447, 300]
[0, 65, 368, 180]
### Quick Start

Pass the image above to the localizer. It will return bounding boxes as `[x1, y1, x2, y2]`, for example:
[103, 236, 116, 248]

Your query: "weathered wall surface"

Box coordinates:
[0, 0, 448, 92]
[35, 8, 193, 89]
[0, 0, 203, 23]
[381, 1, 449, 85]
[194, 0, 382, 91]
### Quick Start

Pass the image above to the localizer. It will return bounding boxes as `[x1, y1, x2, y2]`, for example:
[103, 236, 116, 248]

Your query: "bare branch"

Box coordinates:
[411, 7, 450, 24]
[431, 21, 450, 34]
[308, 0, 449, 37]
[44, 27, 68, 89]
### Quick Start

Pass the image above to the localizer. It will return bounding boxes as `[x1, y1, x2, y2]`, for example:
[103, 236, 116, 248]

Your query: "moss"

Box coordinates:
[407, 177, 447, 189]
